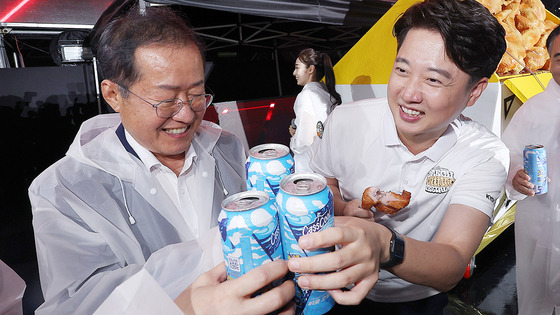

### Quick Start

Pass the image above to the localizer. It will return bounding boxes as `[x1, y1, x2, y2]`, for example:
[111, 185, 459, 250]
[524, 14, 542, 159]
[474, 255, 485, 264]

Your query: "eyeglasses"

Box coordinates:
[117, 84, 214, 118]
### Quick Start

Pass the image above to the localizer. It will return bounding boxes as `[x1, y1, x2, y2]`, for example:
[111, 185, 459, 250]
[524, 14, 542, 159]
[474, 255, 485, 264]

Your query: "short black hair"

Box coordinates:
[96, 5, 205, 89]
[393, 0, 506, 85]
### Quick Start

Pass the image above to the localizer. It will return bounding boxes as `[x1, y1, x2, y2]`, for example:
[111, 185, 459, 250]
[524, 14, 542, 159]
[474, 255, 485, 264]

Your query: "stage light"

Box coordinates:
[58, 40, 93, 63]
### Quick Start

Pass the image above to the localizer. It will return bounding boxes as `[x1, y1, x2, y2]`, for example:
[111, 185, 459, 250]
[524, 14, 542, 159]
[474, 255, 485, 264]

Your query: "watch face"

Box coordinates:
[394, 237, 405, 261]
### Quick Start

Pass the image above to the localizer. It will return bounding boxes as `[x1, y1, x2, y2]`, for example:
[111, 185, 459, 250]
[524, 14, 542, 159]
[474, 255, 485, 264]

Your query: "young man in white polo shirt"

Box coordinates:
[286, 0, 509, 313]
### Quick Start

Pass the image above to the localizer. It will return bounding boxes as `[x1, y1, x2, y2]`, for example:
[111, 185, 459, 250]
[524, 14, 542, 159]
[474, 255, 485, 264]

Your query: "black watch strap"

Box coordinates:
[379, 225, 405, 269]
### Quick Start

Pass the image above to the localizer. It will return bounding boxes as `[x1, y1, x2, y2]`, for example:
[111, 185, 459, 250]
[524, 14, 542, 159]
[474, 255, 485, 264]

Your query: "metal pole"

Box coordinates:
[13, 52, 19, 68]
[274, 41, 283, 96]
[92, 56, 102, 114]
[0, 34, 10, 68]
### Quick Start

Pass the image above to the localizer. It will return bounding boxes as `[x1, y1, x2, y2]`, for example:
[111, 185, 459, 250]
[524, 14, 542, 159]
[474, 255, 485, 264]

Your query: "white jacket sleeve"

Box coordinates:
[290, 91, 321, 155]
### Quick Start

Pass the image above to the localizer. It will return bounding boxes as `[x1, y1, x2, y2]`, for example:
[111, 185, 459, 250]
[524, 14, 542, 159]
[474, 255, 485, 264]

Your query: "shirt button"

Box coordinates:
[150, 188, 157, 195]
[202, 171, 208, 177]
[193, 228, 199, 236]
[403, 180, 408, 185]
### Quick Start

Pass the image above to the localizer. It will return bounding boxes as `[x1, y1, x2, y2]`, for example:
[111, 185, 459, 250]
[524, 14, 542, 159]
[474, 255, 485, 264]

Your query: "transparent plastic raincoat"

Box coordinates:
[502, 79, 560, 314]
[28, 113, 247, 314]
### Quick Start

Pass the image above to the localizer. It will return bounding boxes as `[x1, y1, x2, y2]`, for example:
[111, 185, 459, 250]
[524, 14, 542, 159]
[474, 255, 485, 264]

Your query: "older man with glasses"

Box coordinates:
[28, 4, 294, 315]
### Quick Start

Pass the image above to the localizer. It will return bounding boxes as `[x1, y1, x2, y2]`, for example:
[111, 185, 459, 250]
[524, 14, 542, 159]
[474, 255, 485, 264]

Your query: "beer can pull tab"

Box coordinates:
[294, 179, 312, 193]
[260, 149, 277, 157]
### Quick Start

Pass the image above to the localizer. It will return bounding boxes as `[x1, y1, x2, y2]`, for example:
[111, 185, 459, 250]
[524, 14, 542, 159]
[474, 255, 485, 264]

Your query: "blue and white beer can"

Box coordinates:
[218, 191, 284, 280]
[524, 144, 548, 195]
[246, 143, 295, 199]
[276, 173, 335, 315]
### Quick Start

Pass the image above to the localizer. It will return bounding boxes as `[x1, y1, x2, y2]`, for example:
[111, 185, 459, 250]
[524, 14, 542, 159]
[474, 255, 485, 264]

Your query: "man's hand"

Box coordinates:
[289, 125, 296, 137]
[512, 169, 535, 196]
[175, 260, 295, 314]
[342, 199, 373, 219]
[287, 217, 390, 305]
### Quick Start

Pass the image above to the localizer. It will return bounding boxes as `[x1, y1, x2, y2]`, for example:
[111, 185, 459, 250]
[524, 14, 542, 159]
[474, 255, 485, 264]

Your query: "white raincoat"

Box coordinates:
[290, 81, 332, 173]
[502, 79, 560, 314]
[29, 113, 247, 314]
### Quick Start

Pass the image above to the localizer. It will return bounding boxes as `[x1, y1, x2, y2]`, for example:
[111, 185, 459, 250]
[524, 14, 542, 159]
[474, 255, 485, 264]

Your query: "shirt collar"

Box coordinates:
[382, 106, 458, 161]
[124, 128, 197, 174]
[116, 123, 140, 160]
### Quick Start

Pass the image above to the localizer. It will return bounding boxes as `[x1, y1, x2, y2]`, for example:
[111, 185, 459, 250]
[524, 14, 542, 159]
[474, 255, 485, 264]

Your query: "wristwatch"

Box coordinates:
[379, 225, 405, 269]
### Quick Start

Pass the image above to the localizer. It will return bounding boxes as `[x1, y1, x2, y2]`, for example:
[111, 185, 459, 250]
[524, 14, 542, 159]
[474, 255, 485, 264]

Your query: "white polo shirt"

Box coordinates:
[309, 97, 509, 302]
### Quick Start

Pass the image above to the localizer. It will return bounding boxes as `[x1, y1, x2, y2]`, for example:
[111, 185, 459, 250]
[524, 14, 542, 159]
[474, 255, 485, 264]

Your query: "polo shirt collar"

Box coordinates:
[382, 107, 458, 161]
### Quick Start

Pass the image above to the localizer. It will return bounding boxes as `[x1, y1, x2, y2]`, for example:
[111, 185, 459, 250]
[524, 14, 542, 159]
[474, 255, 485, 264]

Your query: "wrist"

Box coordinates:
[379, 226, 392, 263]
[379, 225, 405, 269]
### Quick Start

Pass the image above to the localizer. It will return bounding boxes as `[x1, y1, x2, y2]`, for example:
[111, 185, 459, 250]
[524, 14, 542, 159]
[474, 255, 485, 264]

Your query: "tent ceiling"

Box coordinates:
[0, 0, 395, 31]
[0, 0, 395, 68]
[150, 1, 396, 58]
[1, 0, 394, 52]
[184, 6, 374, 54]
[143, 0, 396, 26]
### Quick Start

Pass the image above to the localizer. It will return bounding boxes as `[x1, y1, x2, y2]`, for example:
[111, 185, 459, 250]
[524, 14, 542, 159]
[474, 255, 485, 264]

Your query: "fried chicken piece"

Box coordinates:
[361, 187, 411, 215]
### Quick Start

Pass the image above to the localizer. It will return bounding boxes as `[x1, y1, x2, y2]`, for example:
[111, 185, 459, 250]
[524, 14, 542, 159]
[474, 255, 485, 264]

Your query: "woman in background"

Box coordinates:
[289, 48, 341, 173]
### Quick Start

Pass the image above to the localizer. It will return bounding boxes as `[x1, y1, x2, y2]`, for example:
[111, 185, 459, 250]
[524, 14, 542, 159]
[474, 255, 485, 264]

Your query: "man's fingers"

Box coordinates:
[194, 262, 227, 287]
[296, 222, 366, 251]
[241, 279, 296, 315]
[232, 260, 290, 297]
[293, 263, 374, 292]
[327, 273, 378, 305]
[346, 207, 374, 218]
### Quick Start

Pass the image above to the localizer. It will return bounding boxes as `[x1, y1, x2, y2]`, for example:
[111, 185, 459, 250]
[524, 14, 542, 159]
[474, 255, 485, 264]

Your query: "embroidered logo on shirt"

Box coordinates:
[425, 166, 455, 194]
[316, 121, 324, 139]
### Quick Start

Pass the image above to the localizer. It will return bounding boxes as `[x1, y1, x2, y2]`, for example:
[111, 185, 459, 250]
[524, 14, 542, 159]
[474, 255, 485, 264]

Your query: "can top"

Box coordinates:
[249, 143, 290, 160]
[525, 144, 545, 150]
[280, 173, 327, 196]
[222, 191, 270, 212]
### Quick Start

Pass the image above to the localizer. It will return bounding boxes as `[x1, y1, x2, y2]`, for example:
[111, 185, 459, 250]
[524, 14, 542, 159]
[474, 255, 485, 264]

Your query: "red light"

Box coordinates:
[1, 0, 32, 22]
[227, 105, 270, 112]
[265, 109, 274, 121]
[221, 108, 229, 115]
[265, 104, 276, 121]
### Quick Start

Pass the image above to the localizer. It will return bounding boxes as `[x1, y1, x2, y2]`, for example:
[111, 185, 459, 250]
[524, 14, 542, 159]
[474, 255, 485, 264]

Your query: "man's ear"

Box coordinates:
[101, 79, 122, 112]
[466, 78, 488, 108]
